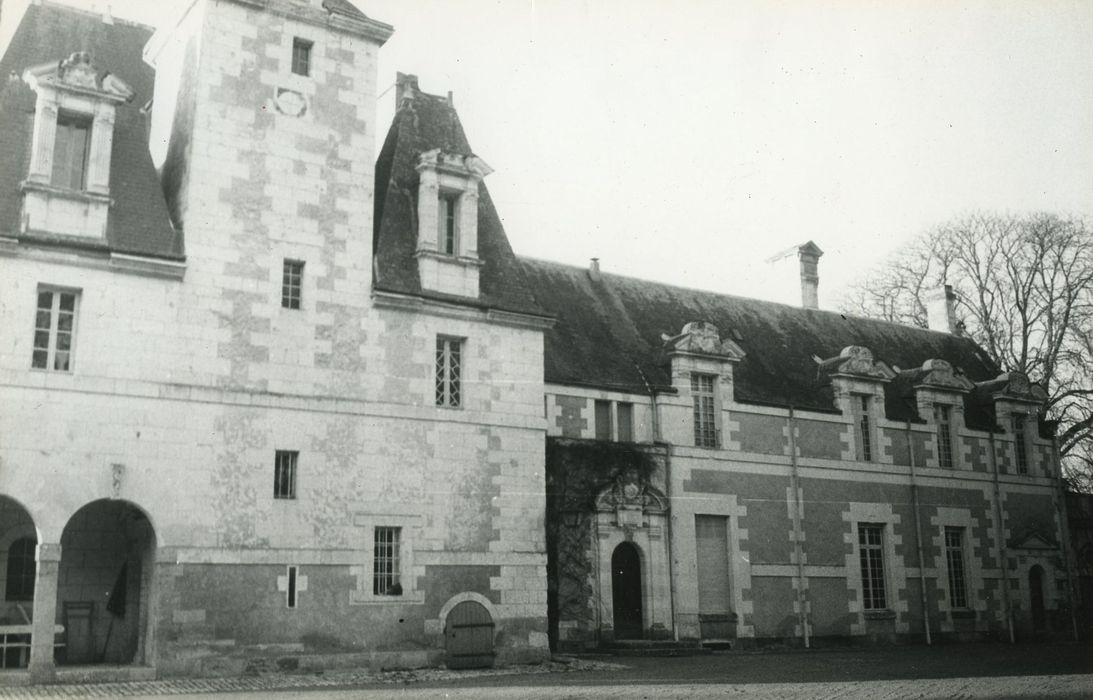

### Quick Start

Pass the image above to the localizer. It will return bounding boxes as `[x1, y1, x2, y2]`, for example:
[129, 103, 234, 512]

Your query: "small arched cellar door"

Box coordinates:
[1029, 565, 1046, 632]
[611, 542, 643, 640]
[445, 600, 495, 669]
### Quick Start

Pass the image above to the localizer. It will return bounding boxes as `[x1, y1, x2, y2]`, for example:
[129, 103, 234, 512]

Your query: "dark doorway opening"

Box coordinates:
[444, 600, 495, 669]
[1029, 565, 1046, 632]
[611, 542, 642, 640]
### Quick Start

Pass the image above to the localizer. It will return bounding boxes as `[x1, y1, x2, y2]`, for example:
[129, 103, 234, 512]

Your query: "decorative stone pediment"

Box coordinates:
[913, 359, 974, 392]
[1010, 531, 1056, 551]
[980, 372, 1048, 404]
[661, 321, 745, 362]
[24, 52, 134, 103]
[416, 148, 493, 180]
[819, 345, 896, 382]
[595, 471, 668, 517]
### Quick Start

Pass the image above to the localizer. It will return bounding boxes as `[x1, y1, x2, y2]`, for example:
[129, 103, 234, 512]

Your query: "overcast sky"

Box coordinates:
[3, 0, 1091, 308]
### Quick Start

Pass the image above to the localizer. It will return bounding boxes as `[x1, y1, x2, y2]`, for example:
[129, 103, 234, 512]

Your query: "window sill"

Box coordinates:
[863, 609, 896, 620]
[350, 590, 424, 606]
[950, 609, 976, 620]
[21, 179, 111, 205]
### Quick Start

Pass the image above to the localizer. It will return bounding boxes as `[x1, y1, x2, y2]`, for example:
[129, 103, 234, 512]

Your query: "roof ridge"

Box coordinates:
[34, 0, 156, 32]
[518, 255, 967, 337]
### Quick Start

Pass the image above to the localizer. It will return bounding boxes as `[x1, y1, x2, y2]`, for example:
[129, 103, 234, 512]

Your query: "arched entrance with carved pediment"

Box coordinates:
[593, 471, 671, 642]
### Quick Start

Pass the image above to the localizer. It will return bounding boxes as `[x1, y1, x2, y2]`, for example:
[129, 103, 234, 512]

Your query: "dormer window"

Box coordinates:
[1013, 414, 1029, 474]
[52, 112, 91, 190]
[935, 403, 954, 468]
[439, 191, 460, 255]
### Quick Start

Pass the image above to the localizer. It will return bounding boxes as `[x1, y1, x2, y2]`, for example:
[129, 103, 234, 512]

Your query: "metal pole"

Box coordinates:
[906, 421, 932, 645]
[1051, 439, 1080, 642]
[988, 429, 1016, 644]
[787, 407, 810, 648]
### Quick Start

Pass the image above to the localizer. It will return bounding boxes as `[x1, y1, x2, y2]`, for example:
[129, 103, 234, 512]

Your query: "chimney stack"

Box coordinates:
[926, 285, 959, 334]
[588, 258, 601, 282]
[395, 72, 419, 107]
[797, 241, 823, 310]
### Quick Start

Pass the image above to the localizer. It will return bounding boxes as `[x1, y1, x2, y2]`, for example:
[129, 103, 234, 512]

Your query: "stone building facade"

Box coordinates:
[0, 0, 1076, 686]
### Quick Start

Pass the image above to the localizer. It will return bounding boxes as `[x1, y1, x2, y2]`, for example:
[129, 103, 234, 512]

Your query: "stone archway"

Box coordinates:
[58, 500, 155, 666]
[0, 495, 39, 669]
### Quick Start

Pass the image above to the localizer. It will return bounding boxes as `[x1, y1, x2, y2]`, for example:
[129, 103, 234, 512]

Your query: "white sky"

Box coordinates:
[3, 0, 1092, 308]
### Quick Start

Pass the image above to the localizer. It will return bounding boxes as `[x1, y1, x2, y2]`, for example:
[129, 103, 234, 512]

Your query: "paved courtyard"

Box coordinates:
[0, 643, 1088, 699]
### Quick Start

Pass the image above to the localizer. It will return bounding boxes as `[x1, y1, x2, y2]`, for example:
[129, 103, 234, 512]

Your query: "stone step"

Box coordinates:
[600, 639, 713, 656]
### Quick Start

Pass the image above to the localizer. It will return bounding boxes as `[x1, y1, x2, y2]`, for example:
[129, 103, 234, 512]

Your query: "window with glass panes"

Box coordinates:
[52, 112, 91, 190]
[858, 523, 887, 609]
[944, 527, 968, 608]
[692, 373, 717, 448]
[373, 527, 401, 595]
[291, 38, 312, 76]
[274, 450, 297, 499]
[853, 395, 873, 461]
[282, 260, 303, 309]
[935, 404, 954, 468]
[1013, 415, 1028, 474]
[439, 192, 459, 255]
[435, 337, 462, 407]
[32, 289, 77, 372]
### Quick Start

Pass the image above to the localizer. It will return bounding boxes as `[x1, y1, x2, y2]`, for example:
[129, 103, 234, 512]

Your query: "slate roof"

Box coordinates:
[0, 2, 182, 260]
[372, 76, 547, 317]
[519, 257, 1005, 423]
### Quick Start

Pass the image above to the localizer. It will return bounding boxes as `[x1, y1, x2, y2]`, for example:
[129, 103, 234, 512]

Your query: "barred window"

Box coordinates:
[945, 527, 968, 609]
[5, 537, 36, 601]
[274, 450, 297, 500]
[692, 373, 717, 448]
[853, 395, 872, 462]
[32, 288, 78, 372]
[282, 260, 303, 310]
[858, 524, 887, 610]
[935, 404, 954, 468]
[373, 527, 401, 596]
[291, 37, 312, 76]
[1013, 415, 1028, 474]
[435, 337, 462, 407]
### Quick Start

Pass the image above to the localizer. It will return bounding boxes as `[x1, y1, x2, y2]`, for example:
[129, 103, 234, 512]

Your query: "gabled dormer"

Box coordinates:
[21, 51, 134, 241]
[662, 321, 745, 448]
[817, 346, 895, 462]
[414, 148, 492, 298]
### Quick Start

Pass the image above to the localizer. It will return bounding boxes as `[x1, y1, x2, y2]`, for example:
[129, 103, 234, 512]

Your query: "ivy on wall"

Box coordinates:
[545, 437, 660, 648]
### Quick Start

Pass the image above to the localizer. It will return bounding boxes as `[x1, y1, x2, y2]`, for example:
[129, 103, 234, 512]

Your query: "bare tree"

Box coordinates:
[841, 212, 1093, 492]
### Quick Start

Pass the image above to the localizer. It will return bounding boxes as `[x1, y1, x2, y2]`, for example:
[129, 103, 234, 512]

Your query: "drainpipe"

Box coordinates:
[1051, 438, 1080, 642]
[906, 421, 932, 645]
[787, 407, 810, 648]
[988, 427, 1016, 644]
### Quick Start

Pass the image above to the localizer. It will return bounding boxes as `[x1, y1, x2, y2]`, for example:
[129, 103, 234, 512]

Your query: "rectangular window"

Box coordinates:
[286, 565, 298, 608]
[935, 404, 954, 468]
[617, 402, 634, 442]
[692, 373, 718, 448]
[291, 37, 313, 76]
[439, 192, 460, 255]
[853, 395, 873, 462]
[858, 523, 887, 610]
[274, 450, 297, 500]
[282, 259, 303, 310]
[594, 400, 613, 440]
[944, 527, 968, 609]
[52, 112, 91, 190]
[32, 288, 78, 372]
[435, 337, 462, 407]
[1013, 415, 1028, 474]
[373, 526, 402, 595]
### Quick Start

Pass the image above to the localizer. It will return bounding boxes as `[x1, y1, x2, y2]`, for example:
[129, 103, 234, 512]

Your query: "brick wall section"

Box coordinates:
[553, 396, 588, 438]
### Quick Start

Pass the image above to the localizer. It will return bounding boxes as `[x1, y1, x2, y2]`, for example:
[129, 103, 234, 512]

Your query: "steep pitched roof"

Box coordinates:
[322, 0, 368, 20]
[0, 2, 182, 260]
[519, 257, 1002, 419]
[372, 77, 546, 317]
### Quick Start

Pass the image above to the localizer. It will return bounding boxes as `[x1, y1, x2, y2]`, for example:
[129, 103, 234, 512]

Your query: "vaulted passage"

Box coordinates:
[0, 496, 38, 669]
[58, 501, 154, 665]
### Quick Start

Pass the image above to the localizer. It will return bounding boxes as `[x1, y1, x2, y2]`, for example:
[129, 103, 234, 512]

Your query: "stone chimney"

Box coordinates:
[588, 257, 601, 282]
[926, 285, 959, 334]
[395, 72, 419, 106]
[797, 241, 823, 310]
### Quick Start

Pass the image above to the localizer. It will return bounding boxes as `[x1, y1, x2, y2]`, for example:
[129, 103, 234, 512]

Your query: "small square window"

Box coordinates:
[282, 260, 303, 310]
[373, 526, 402, 595]
[291, 38, 313, 77]
[31, 288, 78, 372]
[274, 450, 298, 500]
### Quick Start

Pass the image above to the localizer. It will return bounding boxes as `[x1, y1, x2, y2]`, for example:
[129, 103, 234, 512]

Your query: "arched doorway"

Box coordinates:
[0, 496, 38, 669]
[444, 600, 495, 669]
[1029, 565, 1046, 632]
[611, 542, 643, 639]
[58, 500, 155, 666]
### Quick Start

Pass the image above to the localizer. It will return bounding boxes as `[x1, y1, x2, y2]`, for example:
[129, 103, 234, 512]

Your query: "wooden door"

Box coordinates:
[611, 542, 643, 639]
[445, 601, 495, 669]
[63, 602, 94, 664]
[696, 515, 734, 639]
